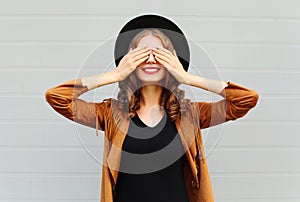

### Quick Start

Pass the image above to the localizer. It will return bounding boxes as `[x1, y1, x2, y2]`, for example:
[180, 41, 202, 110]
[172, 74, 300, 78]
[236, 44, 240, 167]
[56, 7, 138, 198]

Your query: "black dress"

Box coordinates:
[114, 112, 189, 202]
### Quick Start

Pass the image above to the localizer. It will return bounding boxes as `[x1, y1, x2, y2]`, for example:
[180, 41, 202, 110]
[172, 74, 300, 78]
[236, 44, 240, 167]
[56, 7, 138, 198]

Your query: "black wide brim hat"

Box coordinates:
[114, 14, 190, 72]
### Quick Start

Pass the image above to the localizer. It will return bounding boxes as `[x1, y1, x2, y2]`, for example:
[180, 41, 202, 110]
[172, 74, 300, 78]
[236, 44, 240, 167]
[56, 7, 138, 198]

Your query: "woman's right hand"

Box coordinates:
[115, 47, 151, 82]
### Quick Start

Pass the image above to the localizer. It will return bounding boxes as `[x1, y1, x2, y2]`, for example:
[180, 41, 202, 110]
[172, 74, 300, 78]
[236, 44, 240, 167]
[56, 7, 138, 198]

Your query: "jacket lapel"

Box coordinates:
[106, 112, 130, 186]
[175, 113, 200, 187]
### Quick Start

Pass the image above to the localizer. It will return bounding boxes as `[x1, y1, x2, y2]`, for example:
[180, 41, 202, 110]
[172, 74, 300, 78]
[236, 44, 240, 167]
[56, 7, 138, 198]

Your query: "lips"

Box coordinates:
[142, 66, 160, 70]
[142, 67, 161, 74]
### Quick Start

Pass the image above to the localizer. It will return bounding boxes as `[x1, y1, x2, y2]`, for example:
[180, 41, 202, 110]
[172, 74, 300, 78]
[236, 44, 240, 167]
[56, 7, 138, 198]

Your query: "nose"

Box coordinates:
[146, 52, 156, 63]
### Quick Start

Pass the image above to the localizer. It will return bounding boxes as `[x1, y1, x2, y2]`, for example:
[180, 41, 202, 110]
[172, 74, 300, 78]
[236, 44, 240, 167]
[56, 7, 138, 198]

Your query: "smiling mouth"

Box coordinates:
[142, 67, 161, 74]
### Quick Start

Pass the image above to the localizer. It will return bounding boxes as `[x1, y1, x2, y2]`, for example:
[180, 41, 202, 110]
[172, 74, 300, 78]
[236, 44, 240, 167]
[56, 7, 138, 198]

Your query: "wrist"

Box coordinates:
[182, 72, 193, 85]
[111, 69, 121, 82]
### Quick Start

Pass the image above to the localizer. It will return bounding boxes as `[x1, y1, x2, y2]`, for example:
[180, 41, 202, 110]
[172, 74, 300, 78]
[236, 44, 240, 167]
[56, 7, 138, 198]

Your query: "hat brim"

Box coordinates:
[114, 14, 190, 72]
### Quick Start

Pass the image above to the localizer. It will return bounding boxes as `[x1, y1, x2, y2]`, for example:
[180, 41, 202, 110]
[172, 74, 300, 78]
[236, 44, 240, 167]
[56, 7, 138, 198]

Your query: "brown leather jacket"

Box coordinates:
[45, 78, 258, 202]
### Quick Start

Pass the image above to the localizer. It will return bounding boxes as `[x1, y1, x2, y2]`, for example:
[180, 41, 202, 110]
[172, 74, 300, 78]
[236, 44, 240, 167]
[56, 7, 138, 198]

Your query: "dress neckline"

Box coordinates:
[135, 112, 167, 128]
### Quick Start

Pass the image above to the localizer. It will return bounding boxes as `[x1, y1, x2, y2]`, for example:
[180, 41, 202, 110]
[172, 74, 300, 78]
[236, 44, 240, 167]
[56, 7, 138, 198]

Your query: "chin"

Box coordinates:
[142, 80, 163, 85]
[137, 77, 165, 85]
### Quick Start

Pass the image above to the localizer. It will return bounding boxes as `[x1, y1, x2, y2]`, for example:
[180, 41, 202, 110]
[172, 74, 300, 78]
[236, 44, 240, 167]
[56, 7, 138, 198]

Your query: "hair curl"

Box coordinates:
[115, 28, 191, 122]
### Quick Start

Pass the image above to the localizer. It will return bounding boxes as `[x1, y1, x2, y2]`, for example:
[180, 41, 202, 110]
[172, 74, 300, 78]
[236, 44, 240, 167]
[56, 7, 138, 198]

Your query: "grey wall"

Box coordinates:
[0, 0, 299, 201]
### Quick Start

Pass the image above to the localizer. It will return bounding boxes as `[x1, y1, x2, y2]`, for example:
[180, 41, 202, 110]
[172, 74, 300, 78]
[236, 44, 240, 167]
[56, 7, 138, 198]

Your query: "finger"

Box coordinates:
[128, 47, 144, 54]
[171, 50, 180, 61]
[154, 56, 168, 69]
[133, 46, 149, 51]
[128, 47, 140, 53]
[152, 48, 173, 60]
[157, 47, 173, 55]
[152, 51, 170, 64]
[130, 47, 150, 56]
[133, 50, 152, 62]
[134, 54, 149, 67]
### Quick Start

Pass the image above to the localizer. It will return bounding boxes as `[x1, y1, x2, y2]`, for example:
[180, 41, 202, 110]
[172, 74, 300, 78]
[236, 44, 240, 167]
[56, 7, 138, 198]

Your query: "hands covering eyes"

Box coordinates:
[115, 46, 189, 84]
[115, 47, 151, 82]
[150, 47, 189, 84]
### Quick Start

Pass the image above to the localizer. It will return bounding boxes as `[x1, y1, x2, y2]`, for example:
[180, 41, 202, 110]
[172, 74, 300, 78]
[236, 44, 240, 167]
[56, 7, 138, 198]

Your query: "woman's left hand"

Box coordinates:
[151, 47, 190, 84]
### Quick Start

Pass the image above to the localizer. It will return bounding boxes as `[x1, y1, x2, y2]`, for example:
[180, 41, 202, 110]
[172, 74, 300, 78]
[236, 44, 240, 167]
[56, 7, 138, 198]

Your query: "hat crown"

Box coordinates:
[114, 14, 190, 72]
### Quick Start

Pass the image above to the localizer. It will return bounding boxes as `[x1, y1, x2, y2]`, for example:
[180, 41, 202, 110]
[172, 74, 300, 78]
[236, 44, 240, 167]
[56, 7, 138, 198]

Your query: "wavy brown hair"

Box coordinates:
[115, 28, 191, 122]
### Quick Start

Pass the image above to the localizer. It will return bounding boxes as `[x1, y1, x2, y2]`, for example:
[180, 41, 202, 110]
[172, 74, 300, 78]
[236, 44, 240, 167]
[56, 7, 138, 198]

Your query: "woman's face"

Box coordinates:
[134, 35, 166, 84]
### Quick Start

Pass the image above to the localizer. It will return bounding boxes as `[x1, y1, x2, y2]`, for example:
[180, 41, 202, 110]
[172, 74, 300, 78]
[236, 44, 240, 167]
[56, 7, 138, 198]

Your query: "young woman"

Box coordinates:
[45, 28, 259, 202]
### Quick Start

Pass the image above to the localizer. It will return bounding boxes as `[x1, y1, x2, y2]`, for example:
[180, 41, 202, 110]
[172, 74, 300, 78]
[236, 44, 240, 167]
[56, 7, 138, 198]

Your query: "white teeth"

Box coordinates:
[144, 68, 159, 72]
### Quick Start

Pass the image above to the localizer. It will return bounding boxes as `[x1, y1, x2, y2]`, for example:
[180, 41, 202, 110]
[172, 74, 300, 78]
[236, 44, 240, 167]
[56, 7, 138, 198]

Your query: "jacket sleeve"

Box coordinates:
[45, 79, 110, 135]
[195, 81, 259, 129]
